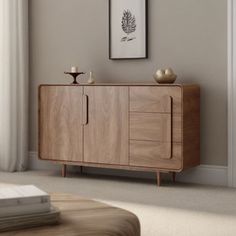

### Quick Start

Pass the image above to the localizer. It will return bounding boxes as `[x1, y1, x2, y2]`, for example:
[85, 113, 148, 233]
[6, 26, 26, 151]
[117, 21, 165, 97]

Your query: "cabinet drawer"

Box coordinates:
[130, 113, 171, 142]
[130, 86, 182, 113]
[130, 113, 182, 143]
[129, 140, 182, 169]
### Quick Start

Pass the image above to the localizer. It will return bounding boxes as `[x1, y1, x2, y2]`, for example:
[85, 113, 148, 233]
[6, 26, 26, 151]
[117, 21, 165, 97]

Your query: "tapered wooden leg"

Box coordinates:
[62, 164, 67, 178]
[157, 171, 161, 186]
[80, 166, 83, 174]
[172, 172, 176, 183]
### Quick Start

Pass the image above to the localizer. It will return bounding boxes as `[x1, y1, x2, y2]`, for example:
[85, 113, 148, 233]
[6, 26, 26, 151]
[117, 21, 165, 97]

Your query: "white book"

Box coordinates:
[0, 185, 50, 208]
[0, 206, 60, 232]
[0, 202, 51, 218]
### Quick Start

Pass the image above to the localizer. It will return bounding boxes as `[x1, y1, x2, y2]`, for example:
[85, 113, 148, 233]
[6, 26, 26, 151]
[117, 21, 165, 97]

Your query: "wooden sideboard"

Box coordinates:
[39, 84, 200, 186]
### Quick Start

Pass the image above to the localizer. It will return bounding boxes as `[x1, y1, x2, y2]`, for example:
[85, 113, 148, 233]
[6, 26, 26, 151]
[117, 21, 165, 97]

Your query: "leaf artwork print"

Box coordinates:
[121, 10, 136, 42]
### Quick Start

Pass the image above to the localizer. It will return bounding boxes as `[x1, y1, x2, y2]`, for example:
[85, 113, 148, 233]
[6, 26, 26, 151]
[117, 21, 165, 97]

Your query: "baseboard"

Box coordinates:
[176, 164, 228, 186]
[28, 152, 228, 186]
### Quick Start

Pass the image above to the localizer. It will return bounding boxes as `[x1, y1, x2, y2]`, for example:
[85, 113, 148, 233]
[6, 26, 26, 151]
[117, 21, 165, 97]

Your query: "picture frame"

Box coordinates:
[109, 0, 148, 60]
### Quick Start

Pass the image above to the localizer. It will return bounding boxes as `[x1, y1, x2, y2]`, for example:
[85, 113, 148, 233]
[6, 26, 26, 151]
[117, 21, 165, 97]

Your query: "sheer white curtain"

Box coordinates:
[0, 0, 28, 171]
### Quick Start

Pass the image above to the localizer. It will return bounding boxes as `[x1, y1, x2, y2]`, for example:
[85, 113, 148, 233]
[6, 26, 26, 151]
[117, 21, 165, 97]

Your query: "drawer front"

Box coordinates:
[130, 140, 182, 170]
[130, 86, 182, 113]
[130, 113, 171, 142]
[130, 112, 181, 142]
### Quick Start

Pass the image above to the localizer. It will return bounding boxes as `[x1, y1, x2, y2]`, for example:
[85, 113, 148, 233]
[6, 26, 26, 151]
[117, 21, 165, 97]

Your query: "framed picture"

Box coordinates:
[109, 0, 148, 60]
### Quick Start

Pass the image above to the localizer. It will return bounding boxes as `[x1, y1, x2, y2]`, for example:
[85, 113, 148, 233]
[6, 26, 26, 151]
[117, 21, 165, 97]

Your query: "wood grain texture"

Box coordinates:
[130, 113, 172, 142]
[38, 84, 200, 177]
[130, 112, 182, 143]
[39, 86, 83, 162]
[2, 193, 140, 236]
[83, 86, 129, 165]
[130, 86, 181, 113]
[130, 112, 172, 159]
[182, 85, 200, 169]
[52, 159, 182, 172]
[129, 140, 182, 170]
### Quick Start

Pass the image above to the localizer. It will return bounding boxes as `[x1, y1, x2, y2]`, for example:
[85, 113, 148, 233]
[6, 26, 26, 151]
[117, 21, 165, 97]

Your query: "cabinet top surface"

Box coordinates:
[39, 83, 199, 88]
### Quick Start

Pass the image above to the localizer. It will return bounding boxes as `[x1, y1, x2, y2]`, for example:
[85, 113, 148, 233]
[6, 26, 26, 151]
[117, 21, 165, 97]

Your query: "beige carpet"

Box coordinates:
[0, 170, 236, 236]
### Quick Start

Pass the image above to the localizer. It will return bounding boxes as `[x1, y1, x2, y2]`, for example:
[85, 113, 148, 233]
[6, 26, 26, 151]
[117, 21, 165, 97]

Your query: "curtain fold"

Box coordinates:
[0, 0, 29, 171]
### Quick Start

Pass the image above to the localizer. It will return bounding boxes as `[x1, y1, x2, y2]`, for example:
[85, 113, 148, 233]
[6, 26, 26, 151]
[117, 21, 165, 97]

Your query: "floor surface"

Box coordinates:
[0, 170, 236, 236]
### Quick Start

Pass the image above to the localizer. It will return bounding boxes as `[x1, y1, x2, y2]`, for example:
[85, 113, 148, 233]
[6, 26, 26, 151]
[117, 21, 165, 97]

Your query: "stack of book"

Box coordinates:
[0, 185, 60, 232]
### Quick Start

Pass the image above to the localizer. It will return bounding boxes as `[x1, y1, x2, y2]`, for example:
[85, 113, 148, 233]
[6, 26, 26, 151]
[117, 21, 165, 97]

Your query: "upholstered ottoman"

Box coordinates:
[2, 193, 140, 236]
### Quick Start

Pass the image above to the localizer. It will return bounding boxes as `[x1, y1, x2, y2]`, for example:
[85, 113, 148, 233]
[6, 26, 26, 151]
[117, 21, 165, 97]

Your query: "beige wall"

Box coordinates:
[29, 0, 227, 166]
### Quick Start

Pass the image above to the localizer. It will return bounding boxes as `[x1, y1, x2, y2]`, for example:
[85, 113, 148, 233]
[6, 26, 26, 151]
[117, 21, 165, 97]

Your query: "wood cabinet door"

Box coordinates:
[39, 86, 83, 162]
[83, 86, 129, 165]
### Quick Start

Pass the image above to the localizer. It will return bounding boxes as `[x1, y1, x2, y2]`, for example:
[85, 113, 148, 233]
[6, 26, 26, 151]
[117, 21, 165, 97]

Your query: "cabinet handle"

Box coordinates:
[160, 95, 172, 159]
[83, 94, 88, 125]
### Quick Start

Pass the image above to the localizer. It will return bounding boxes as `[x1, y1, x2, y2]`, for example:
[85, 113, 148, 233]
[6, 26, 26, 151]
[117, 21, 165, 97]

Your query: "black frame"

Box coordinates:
[109, 0, 148, 60]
